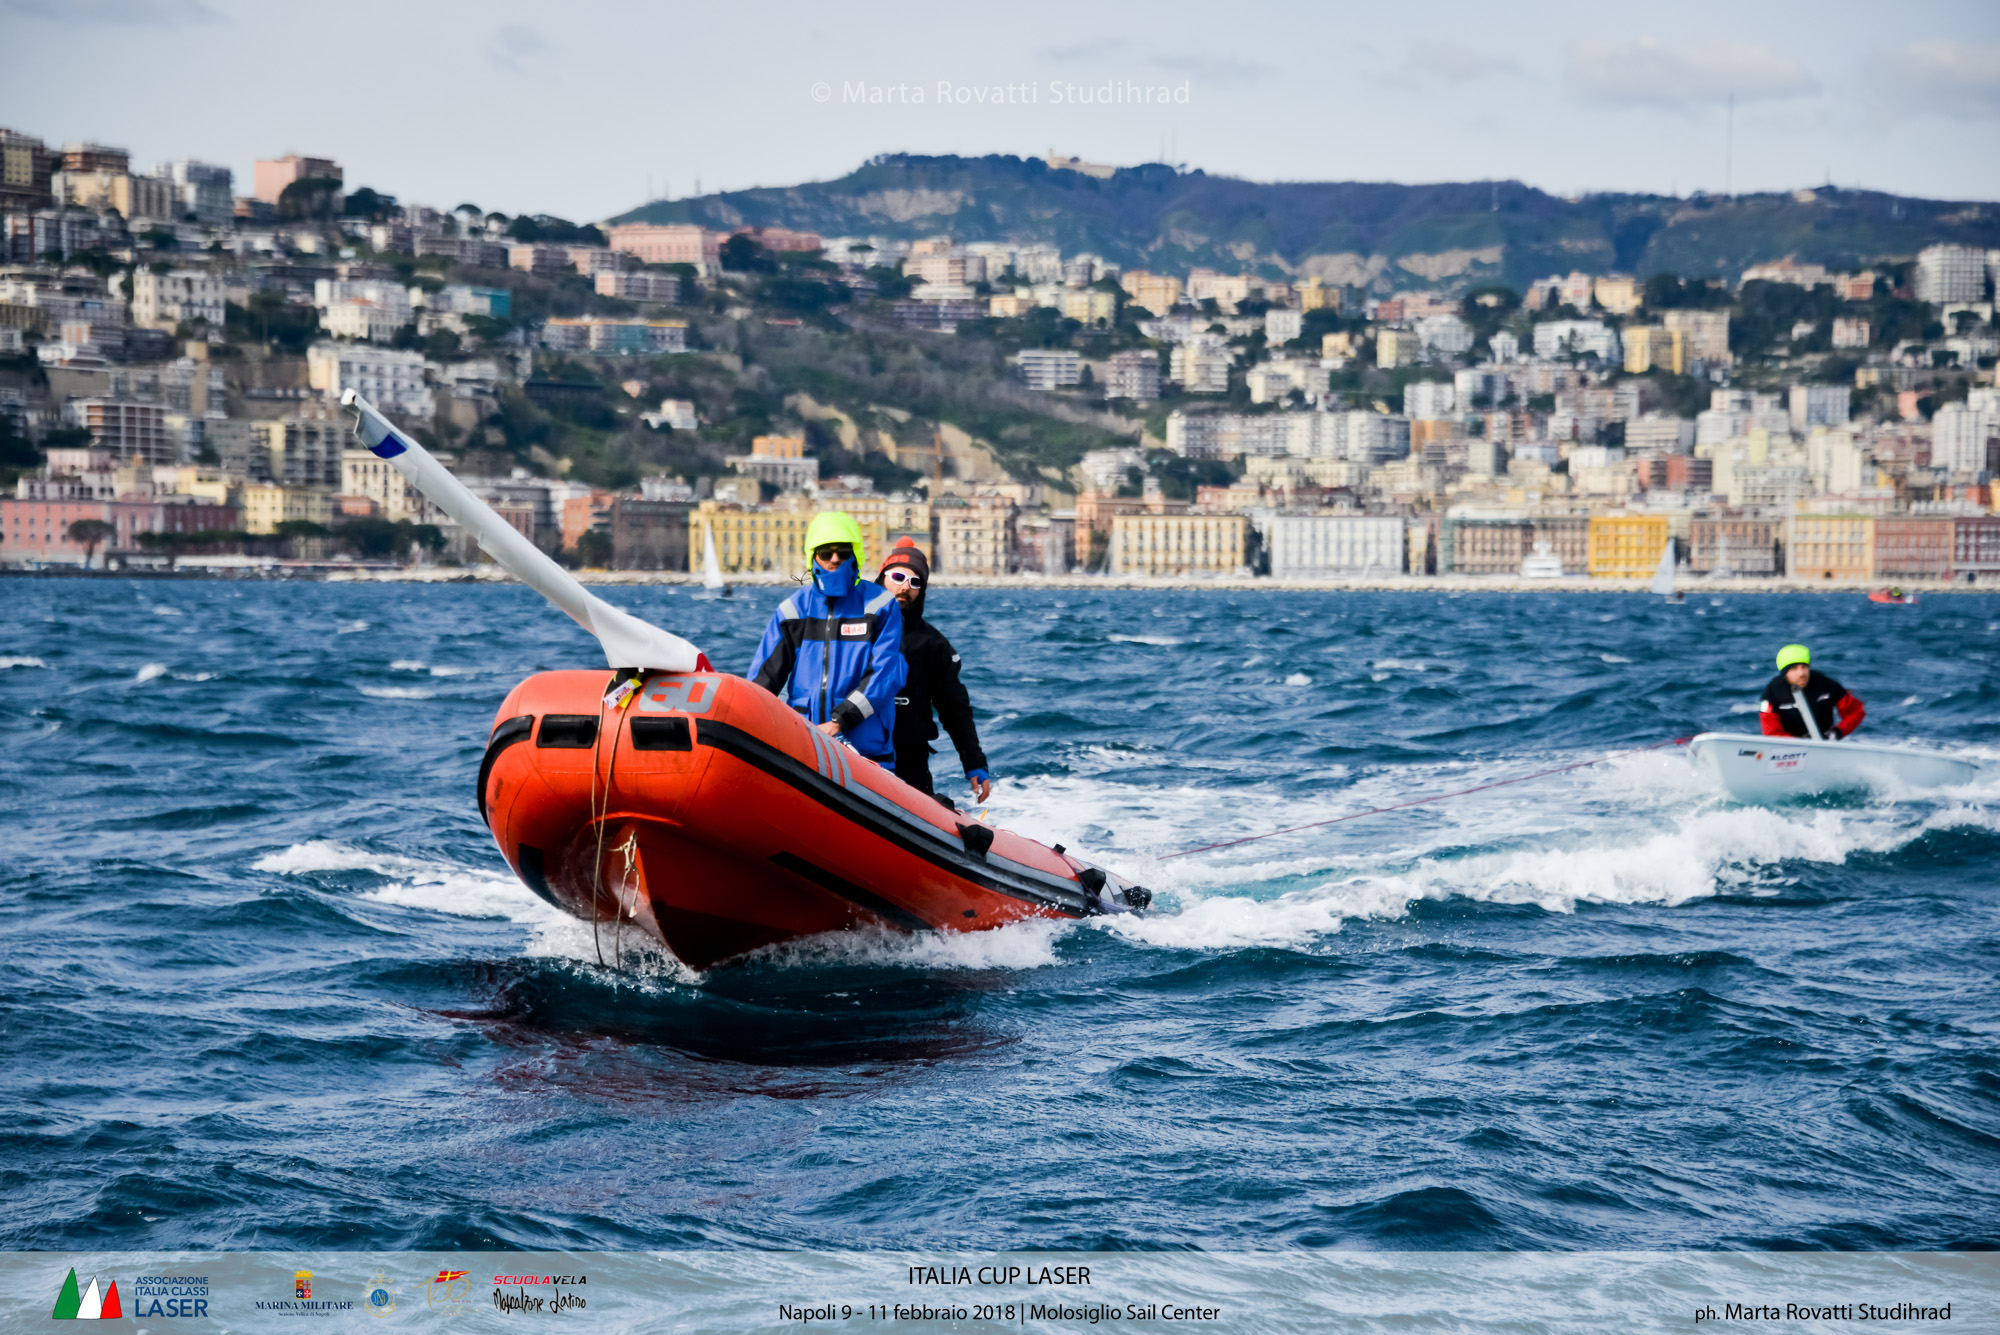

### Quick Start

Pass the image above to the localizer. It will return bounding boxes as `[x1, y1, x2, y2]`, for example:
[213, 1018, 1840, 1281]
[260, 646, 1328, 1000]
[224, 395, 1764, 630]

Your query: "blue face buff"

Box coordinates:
[812, 556, 858, 599]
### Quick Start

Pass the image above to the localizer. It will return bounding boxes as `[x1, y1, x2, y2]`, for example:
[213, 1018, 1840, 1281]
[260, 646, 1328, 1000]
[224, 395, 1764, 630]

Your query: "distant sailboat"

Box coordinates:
[694, 526, 729, 599]
[1652, 539, 1683, 601]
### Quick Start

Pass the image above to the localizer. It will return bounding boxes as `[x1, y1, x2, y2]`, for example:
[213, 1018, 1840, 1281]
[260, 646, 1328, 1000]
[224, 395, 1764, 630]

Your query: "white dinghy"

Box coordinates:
[1688, 732, 1978, 804]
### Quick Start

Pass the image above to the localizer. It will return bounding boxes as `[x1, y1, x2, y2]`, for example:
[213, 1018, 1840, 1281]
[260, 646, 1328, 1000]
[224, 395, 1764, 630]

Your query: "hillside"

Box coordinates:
[611, 154, 2000, 292]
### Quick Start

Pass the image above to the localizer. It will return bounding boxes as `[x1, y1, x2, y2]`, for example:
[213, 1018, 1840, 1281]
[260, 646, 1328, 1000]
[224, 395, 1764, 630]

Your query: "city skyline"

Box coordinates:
[4, 0, 1999, 223]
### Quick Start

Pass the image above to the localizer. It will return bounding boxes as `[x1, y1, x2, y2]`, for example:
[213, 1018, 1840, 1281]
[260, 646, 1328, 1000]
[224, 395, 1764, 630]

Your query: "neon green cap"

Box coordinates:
[1776, 643, 1810, 670]
[804, 510, 866, 568]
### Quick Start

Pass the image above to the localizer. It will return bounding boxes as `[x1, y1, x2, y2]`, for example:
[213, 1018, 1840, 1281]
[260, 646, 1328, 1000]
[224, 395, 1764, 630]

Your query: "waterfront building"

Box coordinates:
[1108, 512, 1246, 576]
[691, 498, 886, 576]
[1872, 517, 1954, 580]
[1953, 516, 2000, 581]
[1586, 514, 1670, 579]
[1688, 517, 1778, 575]
[1788, 514, 1875, 581]
[1266, 515, 1406, 577]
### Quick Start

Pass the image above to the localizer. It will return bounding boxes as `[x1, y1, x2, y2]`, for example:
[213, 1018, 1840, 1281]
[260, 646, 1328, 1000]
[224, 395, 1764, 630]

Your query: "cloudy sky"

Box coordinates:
[5, 0, 1998, 222]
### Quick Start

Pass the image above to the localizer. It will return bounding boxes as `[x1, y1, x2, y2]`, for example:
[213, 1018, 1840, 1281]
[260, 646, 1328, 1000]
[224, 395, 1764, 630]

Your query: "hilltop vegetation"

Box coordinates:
[613, 154, 2000, 291]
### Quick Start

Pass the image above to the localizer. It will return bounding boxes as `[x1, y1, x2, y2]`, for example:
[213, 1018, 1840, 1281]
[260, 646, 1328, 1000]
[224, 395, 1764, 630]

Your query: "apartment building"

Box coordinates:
[131, 269, 226, 331]
[1586, 514, 1670, 578]
[1108, 512, 1246, 576]
[1788, 514, 1875, 581]
[1267, 515, 1406, 577]
[606, 223, 723, 270]
[1106, 349, 1160, 401]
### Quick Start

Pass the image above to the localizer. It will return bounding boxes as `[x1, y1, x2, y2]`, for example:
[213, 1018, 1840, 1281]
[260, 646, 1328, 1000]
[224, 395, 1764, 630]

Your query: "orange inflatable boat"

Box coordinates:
[478, 668, 1150, 969]
[340, 390, 1147, 969]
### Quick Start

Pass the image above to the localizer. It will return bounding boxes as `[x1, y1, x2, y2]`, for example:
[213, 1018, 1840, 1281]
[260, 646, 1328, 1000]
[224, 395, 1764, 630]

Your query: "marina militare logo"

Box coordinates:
[50, 1268, 123, 1320]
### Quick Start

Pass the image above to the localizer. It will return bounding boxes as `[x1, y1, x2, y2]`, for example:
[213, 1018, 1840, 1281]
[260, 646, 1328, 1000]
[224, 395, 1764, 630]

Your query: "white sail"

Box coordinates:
[1650, 539, 1677, 596]
[702, 526, 724, 590]
[341, 391, 704, 672]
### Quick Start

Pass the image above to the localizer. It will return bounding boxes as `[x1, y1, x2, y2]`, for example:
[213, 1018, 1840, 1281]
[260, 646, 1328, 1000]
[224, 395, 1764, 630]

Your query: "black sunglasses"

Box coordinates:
[812, 544, 854, 560]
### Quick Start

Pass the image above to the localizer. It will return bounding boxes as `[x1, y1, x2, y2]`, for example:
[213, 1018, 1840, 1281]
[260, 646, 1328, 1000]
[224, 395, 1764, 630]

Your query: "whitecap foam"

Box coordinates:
[428, 665, 473, 676]
[1284, 673, 1313, 686]
[175, 671, 217, 681]
[135, 663, 168, 682]
[1109, 634, 1183, 646]
[257, 839, 555, 924]
[0, 656, 48, 669]
[360, 686, 436, 699]
[1601, 653, 1632, 664]
[985, 742, 1987, 953]
[151, 604, 182, 617]
[749, 918, 1072, 972]
[390, 659, 428, 672]
[337, 620, 371, 634]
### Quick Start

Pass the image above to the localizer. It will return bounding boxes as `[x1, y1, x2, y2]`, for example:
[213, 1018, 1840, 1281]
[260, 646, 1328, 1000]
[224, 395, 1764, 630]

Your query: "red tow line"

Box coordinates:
[1157, 736, 1695, 860]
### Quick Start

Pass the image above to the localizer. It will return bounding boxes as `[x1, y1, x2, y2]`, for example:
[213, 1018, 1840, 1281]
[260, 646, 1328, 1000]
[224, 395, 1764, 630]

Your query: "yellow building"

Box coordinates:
[341, 448, 441, 523]
[1061, 288, 1118, 325]
[691, 497, 892, 575]
[241, 484, 334, 535]
[1300, 277, 1340, 313]
[934, 498, 1015, 575]
[1375, 328, 1418, 369]
[1321, 330, 1354, 359]
[751, 434, 805, 458]
[1622, 326, 1687, 375]
[1119, 270, 1182, 317]
[1788, 514, 1875, 581]
[1109, 513, 1247, 576]
[1593, 274, 1641, 315]
[1586, 514, 1669, 578]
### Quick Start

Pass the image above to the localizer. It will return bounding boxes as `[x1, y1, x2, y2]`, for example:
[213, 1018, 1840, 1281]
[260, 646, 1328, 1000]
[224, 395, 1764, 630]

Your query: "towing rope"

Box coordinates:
[1158, 736, 1694, 860]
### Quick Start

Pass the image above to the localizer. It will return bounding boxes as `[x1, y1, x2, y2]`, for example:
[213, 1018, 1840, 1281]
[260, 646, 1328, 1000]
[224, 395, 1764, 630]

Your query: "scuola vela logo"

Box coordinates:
[51, 1268, 124, 1320]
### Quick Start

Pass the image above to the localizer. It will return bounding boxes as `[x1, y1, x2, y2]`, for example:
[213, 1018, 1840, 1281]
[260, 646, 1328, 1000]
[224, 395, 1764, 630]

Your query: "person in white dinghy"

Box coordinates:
[1760, 643, 1866, 741]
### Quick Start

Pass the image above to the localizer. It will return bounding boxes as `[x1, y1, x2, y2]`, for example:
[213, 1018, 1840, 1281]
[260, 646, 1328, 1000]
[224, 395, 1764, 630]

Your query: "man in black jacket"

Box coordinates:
[876, 538, 992, 808]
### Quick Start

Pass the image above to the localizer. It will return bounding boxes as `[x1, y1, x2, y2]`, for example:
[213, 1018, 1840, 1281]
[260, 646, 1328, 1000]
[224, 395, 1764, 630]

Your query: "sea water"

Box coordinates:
[2, 581, 1996, 1251]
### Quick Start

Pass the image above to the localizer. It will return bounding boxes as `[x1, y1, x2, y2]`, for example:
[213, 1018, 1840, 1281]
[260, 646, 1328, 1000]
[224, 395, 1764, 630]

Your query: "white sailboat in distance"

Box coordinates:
[1651, 538, 1683, 601]
[693, 525, 729, 599]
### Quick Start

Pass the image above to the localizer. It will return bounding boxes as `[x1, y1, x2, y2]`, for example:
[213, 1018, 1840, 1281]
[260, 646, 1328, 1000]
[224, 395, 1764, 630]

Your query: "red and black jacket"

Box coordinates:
[1760, 669, 1864, 739]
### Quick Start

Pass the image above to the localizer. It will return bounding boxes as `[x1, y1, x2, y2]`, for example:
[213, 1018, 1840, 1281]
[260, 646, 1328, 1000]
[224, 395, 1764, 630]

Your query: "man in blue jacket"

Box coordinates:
[748, 511, 907, 769]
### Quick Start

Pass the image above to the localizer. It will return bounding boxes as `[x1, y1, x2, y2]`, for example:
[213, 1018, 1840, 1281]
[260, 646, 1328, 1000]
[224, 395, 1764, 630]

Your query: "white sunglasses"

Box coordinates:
[882, 568, 924, 588]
